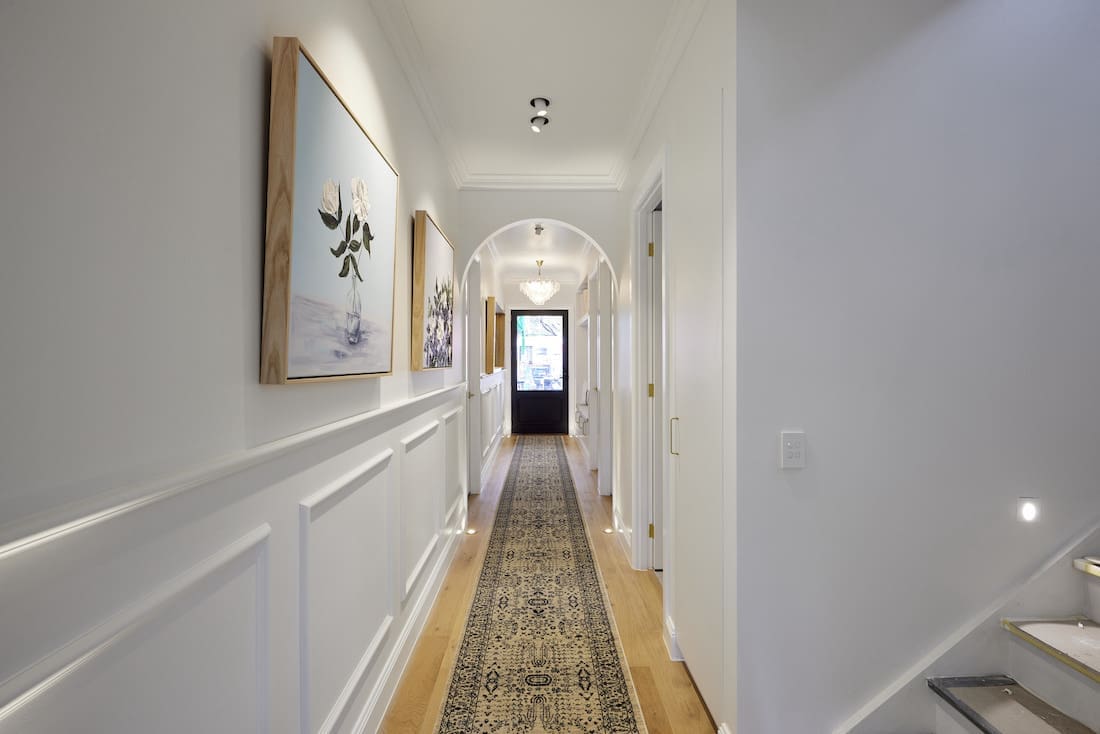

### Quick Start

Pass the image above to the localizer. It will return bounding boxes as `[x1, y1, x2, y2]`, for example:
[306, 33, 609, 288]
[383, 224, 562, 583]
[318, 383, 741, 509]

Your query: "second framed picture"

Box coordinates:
[412, 210, 456, 370]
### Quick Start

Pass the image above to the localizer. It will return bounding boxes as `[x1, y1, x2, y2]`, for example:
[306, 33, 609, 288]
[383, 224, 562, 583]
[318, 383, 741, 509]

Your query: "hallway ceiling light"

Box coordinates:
[529, 97, 551, 132]
[519, 259, 560, 305]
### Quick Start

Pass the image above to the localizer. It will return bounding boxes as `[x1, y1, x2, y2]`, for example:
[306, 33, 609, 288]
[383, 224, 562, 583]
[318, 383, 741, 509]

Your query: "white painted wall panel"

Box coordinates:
[401, 422, 443, 599]
[0, 528, 269, 734]
[300, 451, 394, 734]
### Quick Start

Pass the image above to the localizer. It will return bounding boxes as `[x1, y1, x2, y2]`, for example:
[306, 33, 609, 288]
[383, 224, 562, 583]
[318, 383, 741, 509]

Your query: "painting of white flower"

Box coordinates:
[351, 177, 370, 221]
[279, 47, 398, 380]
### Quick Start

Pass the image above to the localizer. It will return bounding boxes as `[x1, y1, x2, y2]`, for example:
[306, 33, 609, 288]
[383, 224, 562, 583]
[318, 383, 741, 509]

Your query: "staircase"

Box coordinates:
[928, 557, 1100, 733]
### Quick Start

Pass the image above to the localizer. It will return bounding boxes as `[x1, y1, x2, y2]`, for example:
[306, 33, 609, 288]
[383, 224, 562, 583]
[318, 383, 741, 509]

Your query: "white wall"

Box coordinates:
[736, 2, 1100, 731]
[0, 0, 466, 729]
[616, 0, 735, 721]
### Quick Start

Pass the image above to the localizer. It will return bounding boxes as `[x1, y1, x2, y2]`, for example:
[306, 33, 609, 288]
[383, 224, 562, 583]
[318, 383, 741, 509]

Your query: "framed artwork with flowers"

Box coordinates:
[411, 210, 455, 370]
[260, 36, 399, 383]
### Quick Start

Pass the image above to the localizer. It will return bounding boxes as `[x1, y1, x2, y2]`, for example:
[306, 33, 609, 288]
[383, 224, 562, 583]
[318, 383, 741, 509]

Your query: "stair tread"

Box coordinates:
[1002, 617, 1100, 685]
[928, 675, 1095, 734]
[1073, 558, 1100, 579]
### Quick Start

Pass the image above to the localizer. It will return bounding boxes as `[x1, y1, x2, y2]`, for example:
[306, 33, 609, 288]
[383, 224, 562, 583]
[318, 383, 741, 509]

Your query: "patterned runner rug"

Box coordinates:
[436, 436, 647, 734]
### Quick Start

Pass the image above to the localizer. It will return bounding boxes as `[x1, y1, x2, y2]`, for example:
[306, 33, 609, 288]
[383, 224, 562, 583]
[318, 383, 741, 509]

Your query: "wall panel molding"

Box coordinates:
[0, 385, 465, 559]
[298, 450, 395, 734]
[0, 525, 271, 730]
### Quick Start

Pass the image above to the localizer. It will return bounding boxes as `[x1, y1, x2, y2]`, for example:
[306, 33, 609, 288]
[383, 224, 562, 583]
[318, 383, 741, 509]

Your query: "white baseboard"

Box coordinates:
[717, 723, 734, 734]
[479, 428, 504, 490]
[353, 524, 460, 732]
[664, 614, 684, 661]
[576, 436, 591, 467]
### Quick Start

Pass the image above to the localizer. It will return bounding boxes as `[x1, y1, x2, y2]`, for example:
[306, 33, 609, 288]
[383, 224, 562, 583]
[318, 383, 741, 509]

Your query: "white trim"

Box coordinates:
[717, 723, 734, 734]
[403, 533, 440, 600]
[0, 525, 271, 725]
[480, 429, 504, 490]
[0, 384, 465, 559]
[664, 615, 684, 662]
[298, 450, 395, 734]
[316, 616, 392, 734]
[832, 514, 1100, 733]
[400, 420, 441, 452]
[351, 523, 460, 733]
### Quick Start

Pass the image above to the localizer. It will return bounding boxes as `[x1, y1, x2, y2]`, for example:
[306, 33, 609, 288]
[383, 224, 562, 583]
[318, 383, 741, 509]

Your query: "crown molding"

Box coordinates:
[371, 0, 707, 191]
[459, 171, 622, 192]
[615, 0, 709, 182]
[369, 0, 468, 188]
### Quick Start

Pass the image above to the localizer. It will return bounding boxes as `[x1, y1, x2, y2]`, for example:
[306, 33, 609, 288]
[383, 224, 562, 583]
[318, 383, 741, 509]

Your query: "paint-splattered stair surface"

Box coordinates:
[928, 676, 1095, 734]
[1073, 556, 1100, 579]
[1001, 617, 1100, 685]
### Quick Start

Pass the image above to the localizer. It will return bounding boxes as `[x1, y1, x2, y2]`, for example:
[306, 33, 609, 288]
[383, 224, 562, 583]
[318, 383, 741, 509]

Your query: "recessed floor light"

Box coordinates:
[603, 527, 614, 534]
[466, 528, 477, 535]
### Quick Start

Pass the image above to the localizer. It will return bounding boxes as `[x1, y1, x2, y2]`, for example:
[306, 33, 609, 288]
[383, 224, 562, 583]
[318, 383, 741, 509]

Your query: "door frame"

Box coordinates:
[632, 150, 680, 657]
[510, 309, 570, 434]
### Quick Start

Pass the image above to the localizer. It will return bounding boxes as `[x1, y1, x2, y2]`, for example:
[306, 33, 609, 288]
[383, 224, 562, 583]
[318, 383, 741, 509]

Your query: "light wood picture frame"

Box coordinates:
[411, 210, 455, 370]
[260, 37, 399, 383]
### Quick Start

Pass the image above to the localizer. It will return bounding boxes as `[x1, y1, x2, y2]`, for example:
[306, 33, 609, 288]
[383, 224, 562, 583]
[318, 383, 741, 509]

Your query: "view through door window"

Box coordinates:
[515, 314, 564, 391]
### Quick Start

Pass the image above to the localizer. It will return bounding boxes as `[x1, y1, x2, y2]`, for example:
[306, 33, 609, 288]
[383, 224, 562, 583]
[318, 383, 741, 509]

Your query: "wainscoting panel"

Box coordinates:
[0, 527, 270, 734]
[400, 420, 443, 600]
[0, 384, 466, 734]
[299, 450, 394, 734]
[442, 406, 464, 519]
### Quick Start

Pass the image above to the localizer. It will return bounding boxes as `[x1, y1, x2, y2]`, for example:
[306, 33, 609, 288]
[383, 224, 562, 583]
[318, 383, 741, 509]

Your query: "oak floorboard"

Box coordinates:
[380, 436, 714, 733]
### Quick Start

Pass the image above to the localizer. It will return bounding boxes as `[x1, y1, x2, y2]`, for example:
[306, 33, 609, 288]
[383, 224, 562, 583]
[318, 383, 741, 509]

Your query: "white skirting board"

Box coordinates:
[480, 428, 504, 490]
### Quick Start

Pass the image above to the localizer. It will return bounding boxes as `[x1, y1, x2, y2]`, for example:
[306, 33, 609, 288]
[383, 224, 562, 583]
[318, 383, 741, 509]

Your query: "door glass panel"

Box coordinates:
[515, 315, 564, 391]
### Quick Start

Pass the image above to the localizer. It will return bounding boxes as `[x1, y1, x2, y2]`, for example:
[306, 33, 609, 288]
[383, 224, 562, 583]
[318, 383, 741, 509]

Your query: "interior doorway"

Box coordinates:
[511, 310, 569, 434]
[647, 202, 665, 572]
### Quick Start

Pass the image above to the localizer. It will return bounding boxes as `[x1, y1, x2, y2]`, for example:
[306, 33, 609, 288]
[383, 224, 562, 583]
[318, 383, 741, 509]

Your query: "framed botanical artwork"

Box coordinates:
[260, 37, 399, 383]
[411, 210, 455, 370]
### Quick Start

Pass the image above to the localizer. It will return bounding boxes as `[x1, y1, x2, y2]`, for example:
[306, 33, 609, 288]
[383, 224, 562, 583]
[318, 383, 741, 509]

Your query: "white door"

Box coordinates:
[466, 261, 482, 494]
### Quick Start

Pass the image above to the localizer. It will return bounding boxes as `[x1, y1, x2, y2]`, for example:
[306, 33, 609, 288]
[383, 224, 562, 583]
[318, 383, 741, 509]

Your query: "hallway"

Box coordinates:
[382, 436, 714, 733]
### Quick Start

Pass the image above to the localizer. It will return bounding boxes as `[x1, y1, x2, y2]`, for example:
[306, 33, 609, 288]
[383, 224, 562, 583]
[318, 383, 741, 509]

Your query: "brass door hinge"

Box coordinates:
[648, 383, 654, 398]
[648, 242, 654, 257]
[648, 523, 655, 538]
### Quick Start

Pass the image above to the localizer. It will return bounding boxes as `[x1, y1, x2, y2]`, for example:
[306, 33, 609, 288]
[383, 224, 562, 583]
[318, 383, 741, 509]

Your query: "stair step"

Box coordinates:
[927, 675, 1095, 734]
[1073, 558, 1100, 579]
[1002, 617, 1100, 685]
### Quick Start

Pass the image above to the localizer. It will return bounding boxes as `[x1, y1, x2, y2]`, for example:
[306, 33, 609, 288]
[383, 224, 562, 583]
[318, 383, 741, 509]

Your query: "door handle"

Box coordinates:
[669, 417, 680, 456]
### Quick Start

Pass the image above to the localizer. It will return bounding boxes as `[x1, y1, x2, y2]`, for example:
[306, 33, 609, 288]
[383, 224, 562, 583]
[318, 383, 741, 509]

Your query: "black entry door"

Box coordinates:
[511, 310, 569, 434]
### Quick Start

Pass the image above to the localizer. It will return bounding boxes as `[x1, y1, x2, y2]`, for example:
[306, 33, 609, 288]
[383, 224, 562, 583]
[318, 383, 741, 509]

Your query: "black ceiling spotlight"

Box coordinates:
[529, 97, 550, 132]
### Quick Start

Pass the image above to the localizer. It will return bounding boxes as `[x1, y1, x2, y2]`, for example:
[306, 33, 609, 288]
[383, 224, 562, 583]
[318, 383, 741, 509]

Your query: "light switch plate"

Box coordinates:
[779, 431, 806, 469]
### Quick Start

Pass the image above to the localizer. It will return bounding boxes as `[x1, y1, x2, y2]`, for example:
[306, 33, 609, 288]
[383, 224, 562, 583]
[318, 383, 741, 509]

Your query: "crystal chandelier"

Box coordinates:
[519, 260, 560, 305]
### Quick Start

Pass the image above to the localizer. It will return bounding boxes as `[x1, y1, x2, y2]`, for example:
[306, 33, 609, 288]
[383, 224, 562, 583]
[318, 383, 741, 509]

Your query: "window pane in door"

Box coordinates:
[515, 315, 564, 391]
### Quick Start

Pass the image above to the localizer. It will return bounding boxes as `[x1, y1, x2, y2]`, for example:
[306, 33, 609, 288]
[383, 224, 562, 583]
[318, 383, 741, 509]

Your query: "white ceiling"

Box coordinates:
[371, 0, 707, 190]
[485, 221, 600, 285]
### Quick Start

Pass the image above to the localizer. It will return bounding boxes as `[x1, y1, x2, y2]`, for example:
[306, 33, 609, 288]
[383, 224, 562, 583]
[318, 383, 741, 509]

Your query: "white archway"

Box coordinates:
[462, 217, 615, 503]
[460, 217, 616, 286]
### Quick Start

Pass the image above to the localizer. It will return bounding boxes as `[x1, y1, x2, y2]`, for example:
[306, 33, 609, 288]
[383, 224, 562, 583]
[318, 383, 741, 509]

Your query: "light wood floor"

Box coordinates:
[380, 435, 716, 733]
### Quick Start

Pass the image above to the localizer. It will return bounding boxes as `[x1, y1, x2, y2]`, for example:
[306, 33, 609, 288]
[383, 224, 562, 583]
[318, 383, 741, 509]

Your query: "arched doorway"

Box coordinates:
[461, 219, 615, 500]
